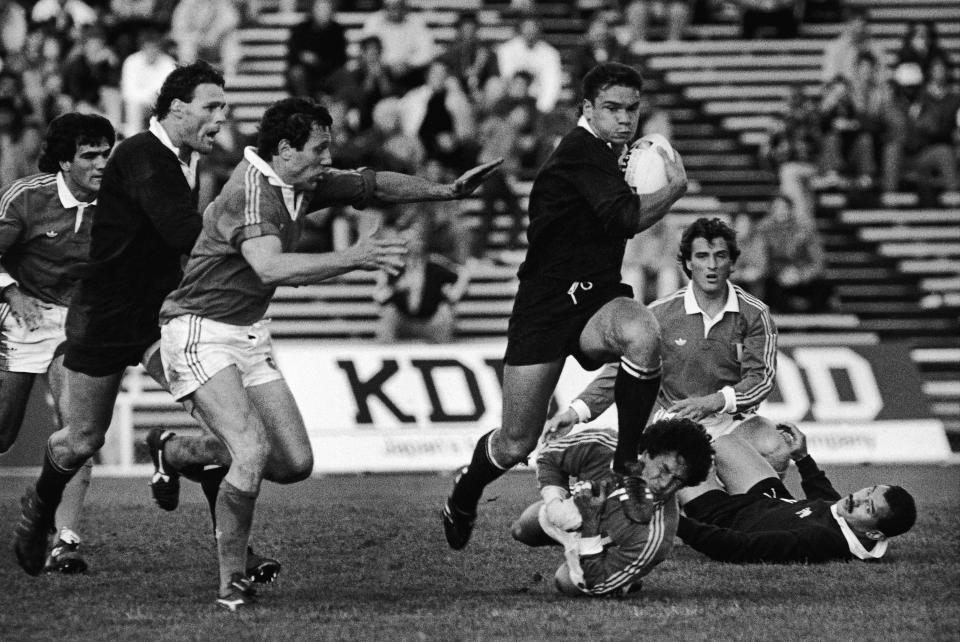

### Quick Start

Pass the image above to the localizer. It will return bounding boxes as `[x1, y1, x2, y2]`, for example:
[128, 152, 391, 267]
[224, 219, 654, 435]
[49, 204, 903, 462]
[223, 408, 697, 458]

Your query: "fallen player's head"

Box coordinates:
[834, 484, 916, 540]
[638, 418, 714, 500]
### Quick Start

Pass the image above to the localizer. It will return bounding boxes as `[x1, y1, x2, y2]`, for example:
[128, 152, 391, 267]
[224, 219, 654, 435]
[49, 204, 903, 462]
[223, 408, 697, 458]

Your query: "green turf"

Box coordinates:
[2, 465, 958, 641]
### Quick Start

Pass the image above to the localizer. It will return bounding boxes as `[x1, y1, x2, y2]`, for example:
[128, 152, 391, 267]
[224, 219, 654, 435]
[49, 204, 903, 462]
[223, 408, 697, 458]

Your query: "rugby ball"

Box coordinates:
[624, 133, 676, 194]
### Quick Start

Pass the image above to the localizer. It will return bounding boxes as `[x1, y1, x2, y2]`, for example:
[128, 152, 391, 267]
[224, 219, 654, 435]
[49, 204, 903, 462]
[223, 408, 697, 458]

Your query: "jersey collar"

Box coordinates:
[56, 172, 95, 233]
[830, 503, 889, 560]
[243, 146, 303, 219]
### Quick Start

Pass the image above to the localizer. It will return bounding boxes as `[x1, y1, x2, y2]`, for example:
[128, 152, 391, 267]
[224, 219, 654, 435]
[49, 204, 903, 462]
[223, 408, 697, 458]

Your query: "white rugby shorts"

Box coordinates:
[160, 315, 283, 401]
[650, 405, 753, 439]
[0, 302, 67, 373]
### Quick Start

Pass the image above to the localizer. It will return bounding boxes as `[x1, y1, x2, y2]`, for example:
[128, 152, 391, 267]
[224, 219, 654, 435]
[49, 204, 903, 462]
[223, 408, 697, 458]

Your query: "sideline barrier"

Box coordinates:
[1, 341, 951, 475]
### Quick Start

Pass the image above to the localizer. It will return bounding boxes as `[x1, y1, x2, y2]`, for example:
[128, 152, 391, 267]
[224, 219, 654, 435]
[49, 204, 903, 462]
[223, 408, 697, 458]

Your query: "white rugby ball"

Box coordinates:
[624, 133, 676, 194]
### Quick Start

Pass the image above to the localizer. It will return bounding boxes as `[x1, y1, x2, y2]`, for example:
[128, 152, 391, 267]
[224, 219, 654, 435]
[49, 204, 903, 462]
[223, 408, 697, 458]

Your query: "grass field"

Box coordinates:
[2, 464, 959, 642]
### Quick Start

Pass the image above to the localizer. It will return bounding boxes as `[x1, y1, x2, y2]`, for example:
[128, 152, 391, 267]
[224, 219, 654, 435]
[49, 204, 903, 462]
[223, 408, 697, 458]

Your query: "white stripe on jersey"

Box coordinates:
[0, 174, 57, 220]
[243, 163, 261, 226]
[586, 502, 668, 595]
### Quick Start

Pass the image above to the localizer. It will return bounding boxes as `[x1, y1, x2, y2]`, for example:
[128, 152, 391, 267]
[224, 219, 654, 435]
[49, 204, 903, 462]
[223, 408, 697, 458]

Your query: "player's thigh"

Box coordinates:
[712, 433, 778, 494]
[578, 296, 659, 363]
[0, 370, 37, 450]
[245, 377, 312, 469]
[731, 416, 791, 476]
[188, 365, 269, 463]
[500, 360, 565, 449]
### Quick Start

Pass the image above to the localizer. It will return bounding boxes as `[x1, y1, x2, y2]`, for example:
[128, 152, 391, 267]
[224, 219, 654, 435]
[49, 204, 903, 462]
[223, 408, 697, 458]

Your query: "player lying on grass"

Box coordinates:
[511, 418, 713, 597]
[677, 422, 917, 563]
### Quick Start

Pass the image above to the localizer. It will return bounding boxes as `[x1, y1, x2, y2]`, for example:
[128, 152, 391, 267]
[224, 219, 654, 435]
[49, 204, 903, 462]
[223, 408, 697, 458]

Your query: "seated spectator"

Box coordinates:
[762, 85, 821, 197]
[170, 0, 241, 77]
[400, 59, 477, 173]
[339, 96, 425, 173]
[894, 21, 946, 88]
[361, 0, 436, 94]
[569, 14, 629, 84]
[745, 192, 832, 313]
[119, 26, 176, 136]
[496, 17, 562, 114]
[0, 0, 28, 61]
[441, 12, 499, 103]
[62, 25, 122, 125]
[883, 53, 960, 197]
[285, 0, 348, 100]
[104, 0, 171, 61]
[31, 0, 98, 49]
[821, 6, 887, 85]
[737, 0, 801, 39]
[341, 35, 397, 132]
[374, 164, 473, 344]
[19, 30, 71, 123]
[819, 75, 876, 188]
[0, 96, 42, 186]
[618, 0, 691, 43]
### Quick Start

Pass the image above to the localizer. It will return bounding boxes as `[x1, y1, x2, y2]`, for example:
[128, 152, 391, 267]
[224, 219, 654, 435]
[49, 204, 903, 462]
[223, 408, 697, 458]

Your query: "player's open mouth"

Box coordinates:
[846, 495, 854, 512]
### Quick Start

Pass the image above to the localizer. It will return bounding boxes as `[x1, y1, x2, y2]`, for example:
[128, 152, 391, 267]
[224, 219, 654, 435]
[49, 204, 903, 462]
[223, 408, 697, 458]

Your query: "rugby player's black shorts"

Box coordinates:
[62, 300, 161, 377]
[504, 276, 634, 369]
[683, 477, 794, 528]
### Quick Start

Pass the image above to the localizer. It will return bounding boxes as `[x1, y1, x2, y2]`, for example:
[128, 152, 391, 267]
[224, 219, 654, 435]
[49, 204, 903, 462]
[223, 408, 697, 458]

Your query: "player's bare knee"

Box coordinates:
[616, 310, 661, 362]
[497, 434, 537, 467]
[554, 564, 584, 597]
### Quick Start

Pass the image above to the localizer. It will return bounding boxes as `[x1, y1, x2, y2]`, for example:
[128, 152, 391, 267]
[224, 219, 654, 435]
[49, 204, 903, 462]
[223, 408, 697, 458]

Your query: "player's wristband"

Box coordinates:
[578, 536, 603, 556]
[0, 273, 18, 291]
[569, 399, 591, 424]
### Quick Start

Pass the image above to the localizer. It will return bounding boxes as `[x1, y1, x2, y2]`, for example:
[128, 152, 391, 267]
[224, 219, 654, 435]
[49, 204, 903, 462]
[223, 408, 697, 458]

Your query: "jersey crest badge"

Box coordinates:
[674, 338, 687, 346]
[795, 507, 813, 519]
[45, 230, 59, 237]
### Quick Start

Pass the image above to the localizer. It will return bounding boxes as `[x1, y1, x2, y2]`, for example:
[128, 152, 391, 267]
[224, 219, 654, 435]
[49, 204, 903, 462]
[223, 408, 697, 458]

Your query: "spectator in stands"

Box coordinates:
[570, 14, 627, 85]
[882, 52, 960, 197]
[441, 12, 499, 103]
[342, 35, 396, 132]
[400, 58, 477, 173]
[496, 17, 563, 114]
[619, 0, 690, 43]
[374, 162, 473, 344]
[819, 75, 876, 188]
[737, 0, 801, 39]
[62, 25, 122, 125]
[361, 0, 436, 94]
[31, 0, 98, 48]
[20, 30, 71, 124]
[894, 21, 947, 88]
[0, 96, 41, 186]
[821, 6, 887, 85]
[104, 0, 171, 61]
[0, 0, 28, 61]
[119, 26, 176, 137]
[746, 192, 832, 313]
[286, 0, 348, 101]
[170, 0, 242, 78]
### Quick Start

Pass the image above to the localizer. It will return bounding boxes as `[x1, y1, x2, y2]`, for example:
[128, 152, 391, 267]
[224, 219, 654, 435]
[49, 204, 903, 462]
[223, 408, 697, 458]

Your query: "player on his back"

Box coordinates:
[154, 97, 499, 610]
[511, 419, 713, 596]
[677, 423, 917, 563]
[545, 216, 777, 441]
[2, 113, 114, 574]
[443, 62, 688, 551]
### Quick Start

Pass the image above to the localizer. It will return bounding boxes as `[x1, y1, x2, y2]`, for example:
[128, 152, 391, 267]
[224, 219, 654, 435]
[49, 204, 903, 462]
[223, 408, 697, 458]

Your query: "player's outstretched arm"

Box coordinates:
[240, 226, 407, 287]
[372, 159, 503, 203]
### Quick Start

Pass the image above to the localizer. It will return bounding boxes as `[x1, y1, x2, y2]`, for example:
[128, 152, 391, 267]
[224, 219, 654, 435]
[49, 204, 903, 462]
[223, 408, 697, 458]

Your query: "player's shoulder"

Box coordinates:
[648, 287, 686, 312]
[0, 173, 57, 211]
[732, 283, 773, 317]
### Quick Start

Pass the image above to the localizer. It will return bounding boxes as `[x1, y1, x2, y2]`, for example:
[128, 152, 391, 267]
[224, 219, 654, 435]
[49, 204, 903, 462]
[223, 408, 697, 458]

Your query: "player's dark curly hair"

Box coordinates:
[256, 97, 333, 160]
[876, 486, 916, 537]
[641, 418, 713, 487]
[153, 60, 225, 120]
[677, 217, 741, 278]
[581, 62, 643, 104]
[38, 113, 115, 173]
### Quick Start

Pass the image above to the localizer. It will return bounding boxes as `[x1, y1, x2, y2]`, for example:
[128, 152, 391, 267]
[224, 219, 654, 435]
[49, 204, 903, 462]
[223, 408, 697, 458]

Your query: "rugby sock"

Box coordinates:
[35, 444, 80, 509]
[197, 466, 229, 533]
[56, 459, 93, 534]
[215, 480, 257, 595]
[612, 357, 662, 473]
[449, 429, 509, 513]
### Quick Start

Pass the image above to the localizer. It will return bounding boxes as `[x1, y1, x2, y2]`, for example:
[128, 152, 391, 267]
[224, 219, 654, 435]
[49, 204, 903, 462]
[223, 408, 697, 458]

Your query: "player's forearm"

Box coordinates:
[251, 250, 363, 286]
[373, 171, 455, 203]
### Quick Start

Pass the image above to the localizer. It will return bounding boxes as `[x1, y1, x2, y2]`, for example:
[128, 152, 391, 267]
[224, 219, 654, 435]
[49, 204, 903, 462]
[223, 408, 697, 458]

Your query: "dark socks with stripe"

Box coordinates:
[613, 358, 661, 473]
[450, 430, 507, 514]
[35, 446, 79, 509]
